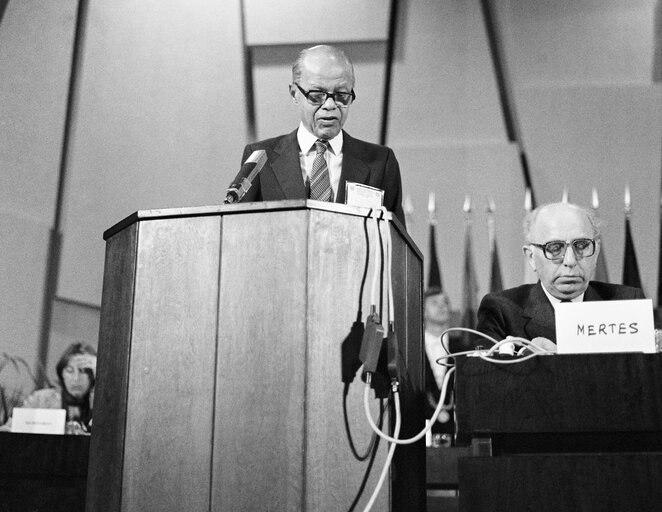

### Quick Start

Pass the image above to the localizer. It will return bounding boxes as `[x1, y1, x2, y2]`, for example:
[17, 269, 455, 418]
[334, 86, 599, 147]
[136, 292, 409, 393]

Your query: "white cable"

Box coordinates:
[369, 210, 382, 309]
[362, 382, 401, 512]
[362, 368, 455, 445]
[377, 208, 394, 327]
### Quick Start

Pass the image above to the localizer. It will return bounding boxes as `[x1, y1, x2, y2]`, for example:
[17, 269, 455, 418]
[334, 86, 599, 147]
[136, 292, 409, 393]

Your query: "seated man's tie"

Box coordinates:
[310, 140, 332, 202]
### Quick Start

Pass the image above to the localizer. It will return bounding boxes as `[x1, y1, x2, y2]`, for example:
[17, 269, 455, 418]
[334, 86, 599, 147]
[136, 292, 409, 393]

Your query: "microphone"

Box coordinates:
[224, 149, 267, 204]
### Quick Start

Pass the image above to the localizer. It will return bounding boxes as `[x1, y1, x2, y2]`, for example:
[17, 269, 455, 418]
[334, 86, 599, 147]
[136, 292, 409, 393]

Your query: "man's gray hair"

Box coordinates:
[291, 45, 355, 87]
[523, 202, 602, 242]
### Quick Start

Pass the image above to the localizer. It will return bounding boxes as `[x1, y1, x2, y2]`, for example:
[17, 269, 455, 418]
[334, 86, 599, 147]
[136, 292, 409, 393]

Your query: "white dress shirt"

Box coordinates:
[297, 123, 343, 201]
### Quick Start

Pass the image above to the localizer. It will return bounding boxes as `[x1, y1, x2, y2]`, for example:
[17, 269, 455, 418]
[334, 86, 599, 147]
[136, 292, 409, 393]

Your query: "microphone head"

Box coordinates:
[246, 149, 267, 166]
[224, 149, 268, 204]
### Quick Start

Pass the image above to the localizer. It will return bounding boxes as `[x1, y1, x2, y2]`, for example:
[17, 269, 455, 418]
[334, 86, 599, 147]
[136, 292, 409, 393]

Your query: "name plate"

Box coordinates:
[555, 299, 655, 354]
[11, 408, 66, 435]
[345, 182, 384, 210]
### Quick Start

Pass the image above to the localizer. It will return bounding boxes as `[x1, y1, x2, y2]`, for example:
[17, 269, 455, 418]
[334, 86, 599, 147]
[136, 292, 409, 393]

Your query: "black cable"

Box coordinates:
[346, 395, 387, 512]
[342, 383, 383, 461]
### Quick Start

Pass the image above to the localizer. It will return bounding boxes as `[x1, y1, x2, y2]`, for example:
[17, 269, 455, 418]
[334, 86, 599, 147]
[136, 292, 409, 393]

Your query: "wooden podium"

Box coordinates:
[86, 200, 425, 512]
[455, 353, 662, 512]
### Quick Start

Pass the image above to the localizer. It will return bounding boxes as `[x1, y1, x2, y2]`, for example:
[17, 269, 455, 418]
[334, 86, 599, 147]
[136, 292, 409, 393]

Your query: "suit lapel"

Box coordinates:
[583, 283, 601, 301]
[271, 130, 307, 199]
[522, 282, 557, 341]
[336, 131, 370, 204]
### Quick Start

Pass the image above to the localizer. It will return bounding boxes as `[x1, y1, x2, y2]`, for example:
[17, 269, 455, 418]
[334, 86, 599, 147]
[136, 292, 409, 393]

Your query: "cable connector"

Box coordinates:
[359, 307, 384, 374]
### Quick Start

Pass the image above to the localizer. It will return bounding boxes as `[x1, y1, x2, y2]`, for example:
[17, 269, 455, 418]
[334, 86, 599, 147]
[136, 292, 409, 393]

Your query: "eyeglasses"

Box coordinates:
[294, 83, 356, 107]
[529, 238, 596, 261]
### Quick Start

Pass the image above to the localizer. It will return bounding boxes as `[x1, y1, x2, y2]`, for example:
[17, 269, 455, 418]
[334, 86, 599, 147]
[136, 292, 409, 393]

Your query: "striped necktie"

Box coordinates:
[309, 140, 332, 201]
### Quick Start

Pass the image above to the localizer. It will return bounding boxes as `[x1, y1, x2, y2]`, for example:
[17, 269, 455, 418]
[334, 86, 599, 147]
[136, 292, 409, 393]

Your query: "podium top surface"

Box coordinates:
[455, 352, 662, 440]
[103, 199, 418, 253]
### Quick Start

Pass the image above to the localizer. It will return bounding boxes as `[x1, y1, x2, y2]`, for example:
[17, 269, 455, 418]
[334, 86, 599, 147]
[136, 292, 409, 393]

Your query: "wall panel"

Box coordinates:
[58, 0, 247, 306]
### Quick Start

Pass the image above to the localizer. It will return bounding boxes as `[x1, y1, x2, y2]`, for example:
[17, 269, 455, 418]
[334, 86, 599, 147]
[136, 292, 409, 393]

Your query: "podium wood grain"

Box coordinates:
[88, 201, 425, 512]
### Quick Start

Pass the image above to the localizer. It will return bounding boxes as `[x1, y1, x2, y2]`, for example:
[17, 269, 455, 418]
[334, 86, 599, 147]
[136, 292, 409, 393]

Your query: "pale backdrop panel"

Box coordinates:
[0, 0, 78, 359]
[500, 0, 657, 87]
[0, 0, 77, 222]
[243, 0, 389, 46]
[388, 0, 506, 146]
[0, 213, 49, 368]
[58, 0, 248, 305]
[396, 142, 525, 310]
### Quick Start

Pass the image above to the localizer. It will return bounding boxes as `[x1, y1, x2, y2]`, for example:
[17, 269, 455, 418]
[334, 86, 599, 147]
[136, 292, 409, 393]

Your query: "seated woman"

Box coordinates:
[1, 342, 97, 434]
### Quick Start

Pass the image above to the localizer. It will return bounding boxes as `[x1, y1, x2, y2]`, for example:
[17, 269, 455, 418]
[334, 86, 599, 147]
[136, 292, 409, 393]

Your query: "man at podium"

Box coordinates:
[238, 44, 406, 226]
[476, 202, 644, 347]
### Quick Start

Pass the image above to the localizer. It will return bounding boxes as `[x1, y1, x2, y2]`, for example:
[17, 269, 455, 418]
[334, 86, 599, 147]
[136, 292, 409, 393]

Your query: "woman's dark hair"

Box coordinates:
[55, 342, 97, 430]
[55, 342, 97, 388]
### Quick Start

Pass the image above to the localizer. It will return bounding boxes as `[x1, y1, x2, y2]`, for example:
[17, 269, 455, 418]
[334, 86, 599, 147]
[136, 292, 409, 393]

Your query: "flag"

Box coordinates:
[487, 197, 504, 292]
[654, 0, 662, 82]
[591, 188, 609, 283]
[622, 216, 643, 291]
[657, 196, 662, 307]
[461, 197, 479, 336]
[427, 223, 443, 291]
[426, 192, 443, 293]
[489, 240, 503, 292]
[594, 241, 610, 283]
[523, 187, 538, 284]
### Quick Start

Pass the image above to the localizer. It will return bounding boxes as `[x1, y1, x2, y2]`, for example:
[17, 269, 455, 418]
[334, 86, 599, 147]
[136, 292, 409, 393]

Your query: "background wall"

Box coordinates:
[1, 0, 661, 374]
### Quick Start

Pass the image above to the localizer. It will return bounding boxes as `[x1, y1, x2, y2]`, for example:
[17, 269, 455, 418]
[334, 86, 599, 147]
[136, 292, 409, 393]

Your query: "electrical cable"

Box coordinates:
[369, 210, 382, 310]
[343, 382, 380, 461]
[362, 329, 556, 445]
[362, 377, 401, 512]
[363, 368, 454, 445]
[346, 398, 387, 512]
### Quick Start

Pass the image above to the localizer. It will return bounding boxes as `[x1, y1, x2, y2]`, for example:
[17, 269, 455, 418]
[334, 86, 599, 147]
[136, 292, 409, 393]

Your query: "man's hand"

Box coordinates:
[530, 337, 557, 353]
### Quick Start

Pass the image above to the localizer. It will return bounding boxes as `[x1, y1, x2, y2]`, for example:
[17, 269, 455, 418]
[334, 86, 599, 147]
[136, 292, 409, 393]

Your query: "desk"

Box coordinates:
[454, 353, 662, 512]
[0, 433, 89, 512]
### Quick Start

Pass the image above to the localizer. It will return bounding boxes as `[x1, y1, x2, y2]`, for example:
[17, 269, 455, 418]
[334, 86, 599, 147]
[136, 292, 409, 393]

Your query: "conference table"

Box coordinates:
[0, 432, 89, 512]
[454, 352, 662, 512]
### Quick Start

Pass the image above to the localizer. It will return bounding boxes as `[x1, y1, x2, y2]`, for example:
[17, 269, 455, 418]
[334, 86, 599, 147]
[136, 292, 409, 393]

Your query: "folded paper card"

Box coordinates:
[11, 407, 66, 435]
[345, 182, 384, 210]
[555, 298, 655, 354]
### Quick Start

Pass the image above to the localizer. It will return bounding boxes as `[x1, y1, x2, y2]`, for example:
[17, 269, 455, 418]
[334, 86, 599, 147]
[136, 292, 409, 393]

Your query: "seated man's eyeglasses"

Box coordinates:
[294, 83, 356, 107]
[529, 238, 596, 261]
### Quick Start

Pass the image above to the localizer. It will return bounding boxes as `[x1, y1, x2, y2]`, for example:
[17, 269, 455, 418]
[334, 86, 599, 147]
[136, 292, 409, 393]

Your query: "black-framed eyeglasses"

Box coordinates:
[529, 238, 596, 261]
[294, 83, 356, 107]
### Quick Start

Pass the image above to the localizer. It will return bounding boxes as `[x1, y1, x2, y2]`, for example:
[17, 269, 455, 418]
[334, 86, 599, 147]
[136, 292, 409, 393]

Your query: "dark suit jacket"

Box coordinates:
[476, 281, 646, 343]
[240, 130, 406, 226]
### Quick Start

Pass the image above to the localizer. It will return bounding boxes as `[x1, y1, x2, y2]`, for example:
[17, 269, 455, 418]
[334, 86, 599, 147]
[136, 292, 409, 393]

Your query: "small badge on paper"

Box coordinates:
[555, 298, 655, 354]
[11, 408, 66, 435]
[345, 182, 384, 210]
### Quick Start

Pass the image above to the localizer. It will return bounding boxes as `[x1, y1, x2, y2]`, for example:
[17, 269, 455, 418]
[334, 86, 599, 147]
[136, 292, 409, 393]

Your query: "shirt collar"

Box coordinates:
[297, 123, 343, 155]
[540, 282, 585, 304]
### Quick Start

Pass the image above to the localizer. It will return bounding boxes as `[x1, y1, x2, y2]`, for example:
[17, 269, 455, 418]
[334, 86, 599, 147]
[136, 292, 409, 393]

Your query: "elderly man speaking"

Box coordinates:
[238, 44, 405, 226]
[476, 202, 645, 346]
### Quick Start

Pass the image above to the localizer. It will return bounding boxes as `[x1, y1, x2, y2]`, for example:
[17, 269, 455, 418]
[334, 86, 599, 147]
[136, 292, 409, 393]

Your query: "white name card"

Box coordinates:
[11, 408, 66, 435]
[345, 182, 384, 210]
[555, 299, 655, 354]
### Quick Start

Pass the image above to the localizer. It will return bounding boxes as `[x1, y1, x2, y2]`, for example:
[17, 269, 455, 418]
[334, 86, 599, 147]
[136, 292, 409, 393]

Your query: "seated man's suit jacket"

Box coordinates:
[240, 130, 405, 226]
[476, 281, 645, 343]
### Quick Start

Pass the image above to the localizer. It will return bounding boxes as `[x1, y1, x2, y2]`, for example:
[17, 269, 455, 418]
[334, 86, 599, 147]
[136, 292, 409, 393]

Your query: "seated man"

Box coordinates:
[423, 287, 454, 437]
[476, 202, 645, 347]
